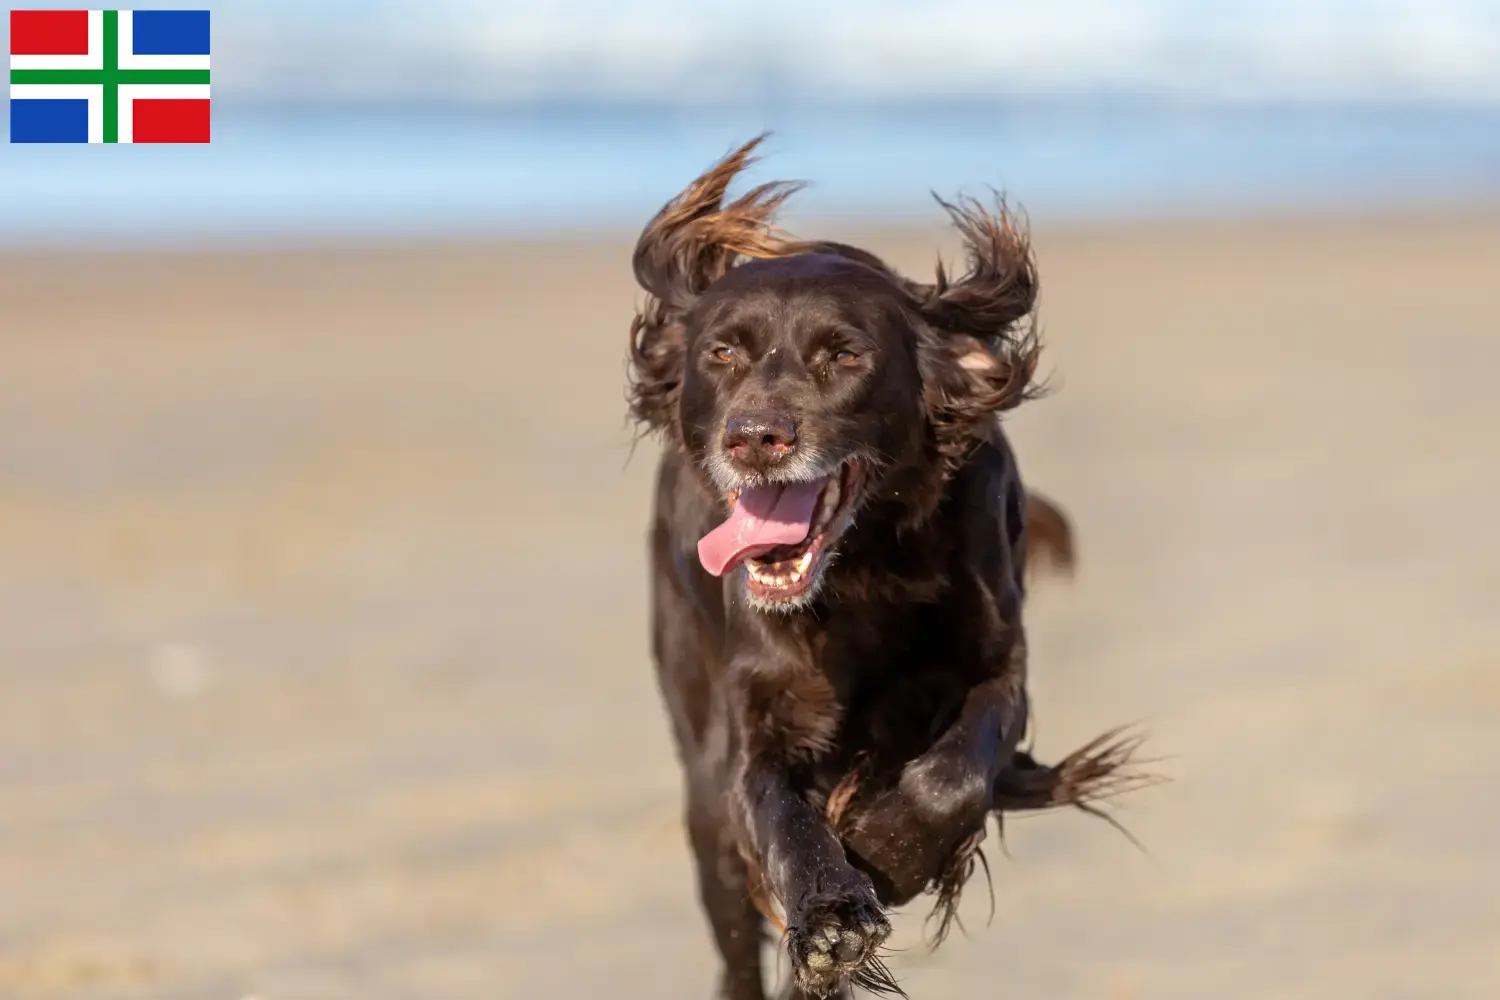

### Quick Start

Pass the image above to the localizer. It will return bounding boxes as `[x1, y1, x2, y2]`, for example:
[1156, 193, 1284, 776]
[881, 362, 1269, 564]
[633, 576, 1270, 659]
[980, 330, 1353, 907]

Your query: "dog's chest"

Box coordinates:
[806, 606, 982, 773]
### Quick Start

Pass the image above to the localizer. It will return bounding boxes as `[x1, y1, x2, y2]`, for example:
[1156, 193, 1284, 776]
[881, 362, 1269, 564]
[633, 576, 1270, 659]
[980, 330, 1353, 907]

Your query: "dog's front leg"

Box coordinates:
[838, 667, 1028, 905]
[730, 666, 892, 999]
[898, 669, 1027, 827]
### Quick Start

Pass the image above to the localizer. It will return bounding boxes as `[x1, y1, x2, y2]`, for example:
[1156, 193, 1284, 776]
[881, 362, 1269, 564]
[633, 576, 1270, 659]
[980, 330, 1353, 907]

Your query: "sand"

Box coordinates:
[1, 212, 1498, 1000]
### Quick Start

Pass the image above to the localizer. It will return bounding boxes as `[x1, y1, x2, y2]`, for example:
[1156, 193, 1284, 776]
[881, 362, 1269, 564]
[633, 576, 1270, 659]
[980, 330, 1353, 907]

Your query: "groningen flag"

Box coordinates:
[10, 9, 210, 143]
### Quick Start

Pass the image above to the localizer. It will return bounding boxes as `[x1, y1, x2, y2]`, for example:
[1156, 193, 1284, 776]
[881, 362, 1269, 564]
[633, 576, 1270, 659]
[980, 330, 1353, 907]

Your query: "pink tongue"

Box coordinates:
[697, 479, 827, 577]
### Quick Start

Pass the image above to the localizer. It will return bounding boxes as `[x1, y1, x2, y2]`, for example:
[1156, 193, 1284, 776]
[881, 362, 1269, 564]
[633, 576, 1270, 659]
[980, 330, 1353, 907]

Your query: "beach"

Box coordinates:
[1, 212, 1498, 999]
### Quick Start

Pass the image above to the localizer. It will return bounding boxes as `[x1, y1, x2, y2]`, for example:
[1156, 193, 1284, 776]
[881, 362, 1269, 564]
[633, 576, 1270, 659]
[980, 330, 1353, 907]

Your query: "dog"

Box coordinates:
[627, 136, 1142, 1000]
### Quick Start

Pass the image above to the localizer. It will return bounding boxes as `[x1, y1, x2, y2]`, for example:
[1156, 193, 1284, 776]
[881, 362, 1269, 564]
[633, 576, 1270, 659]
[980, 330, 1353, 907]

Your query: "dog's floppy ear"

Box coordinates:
[912, 194, 1043, 476]
[627, 134, 805, 436]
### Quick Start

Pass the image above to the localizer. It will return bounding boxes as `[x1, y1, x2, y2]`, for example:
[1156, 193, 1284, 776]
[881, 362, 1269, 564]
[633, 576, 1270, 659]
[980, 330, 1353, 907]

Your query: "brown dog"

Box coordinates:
[627, 135, 1141, 1000]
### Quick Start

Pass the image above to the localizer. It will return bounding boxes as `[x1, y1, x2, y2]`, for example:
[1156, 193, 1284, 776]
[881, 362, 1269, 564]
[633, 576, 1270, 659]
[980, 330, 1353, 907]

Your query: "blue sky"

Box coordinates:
[9, 0, 1497, 106]
[267, 0, 1500, 105]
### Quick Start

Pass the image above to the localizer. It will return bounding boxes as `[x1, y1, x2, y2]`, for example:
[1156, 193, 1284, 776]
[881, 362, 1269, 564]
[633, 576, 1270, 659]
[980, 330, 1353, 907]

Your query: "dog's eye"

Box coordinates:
[833, 349, 860, 365]
[710, 346, 737, 363]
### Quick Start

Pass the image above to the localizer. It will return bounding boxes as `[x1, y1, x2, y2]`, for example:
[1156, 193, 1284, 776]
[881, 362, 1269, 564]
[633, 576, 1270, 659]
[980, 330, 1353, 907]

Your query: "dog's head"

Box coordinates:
[628, 135, 1041, 611]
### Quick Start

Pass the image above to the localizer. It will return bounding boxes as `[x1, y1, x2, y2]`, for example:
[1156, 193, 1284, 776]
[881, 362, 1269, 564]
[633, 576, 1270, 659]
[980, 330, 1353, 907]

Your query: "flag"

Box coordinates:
[10, 9, 210, 143]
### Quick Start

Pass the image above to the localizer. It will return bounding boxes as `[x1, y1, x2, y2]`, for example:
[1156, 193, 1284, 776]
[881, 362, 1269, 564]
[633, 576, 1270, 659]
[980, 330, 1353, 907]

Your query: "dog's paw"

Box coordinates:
[786, 880, 892, 997]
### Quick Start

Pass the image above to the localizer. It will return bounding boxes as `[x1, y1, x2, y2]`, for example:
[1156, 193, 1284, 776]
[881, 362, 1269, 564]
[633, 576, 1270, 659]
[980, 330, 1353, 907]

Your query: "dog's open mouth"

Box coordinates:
[697, 460, 864, 603]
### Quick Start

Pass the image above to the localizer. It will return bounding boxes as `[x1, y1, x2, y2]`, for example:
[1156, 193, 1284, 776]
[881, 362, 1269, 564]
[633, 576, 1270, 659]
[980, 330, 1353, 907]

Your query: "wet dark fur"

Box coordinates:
[628, 136, 1145, 1000]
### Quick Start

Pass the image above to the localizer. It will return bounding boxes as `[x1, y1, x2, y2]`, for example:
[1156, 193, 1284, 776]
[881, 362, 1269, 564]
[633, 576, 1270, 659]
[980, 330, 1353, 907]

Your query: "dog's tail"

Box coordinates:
[992, 727, 1161, 833]
[1025, 488, 1076, 578]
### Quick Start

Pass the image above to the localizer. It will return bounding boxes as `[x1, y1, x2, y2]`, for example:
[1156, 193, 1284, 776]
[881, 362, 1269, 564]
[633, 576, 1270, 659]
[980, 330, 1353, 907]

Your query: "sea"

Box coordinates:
[3, 100, 1500, 249]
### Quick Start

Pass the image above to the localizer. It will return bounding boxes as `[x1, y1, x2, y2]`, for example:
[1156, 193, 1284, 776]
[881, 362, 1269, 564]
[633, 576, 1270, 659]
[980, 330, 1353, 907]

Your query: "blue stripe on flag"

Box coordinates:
[131, 10, 211, 55]
[10, 99, 90, 143]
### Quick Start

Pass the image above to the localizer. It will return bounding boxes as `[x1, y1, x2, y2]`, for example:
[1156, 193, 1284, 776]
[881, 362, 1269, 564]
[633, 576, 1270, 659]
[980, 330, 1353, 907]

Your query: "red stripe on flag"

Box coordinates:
[132, 99, 212, 144]
[10, 10, 91, 56]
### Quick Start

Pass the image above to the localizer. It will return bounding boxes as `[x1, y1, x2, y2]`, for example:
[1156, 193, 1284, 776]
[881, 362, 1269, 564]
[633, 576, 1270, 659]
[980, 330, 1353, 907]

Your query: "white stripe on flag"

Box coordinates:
[116, 84, 210, 143]
[8, 83, 105, 142]
[116, 11, 211, 71]
[9, 10, 104, 71]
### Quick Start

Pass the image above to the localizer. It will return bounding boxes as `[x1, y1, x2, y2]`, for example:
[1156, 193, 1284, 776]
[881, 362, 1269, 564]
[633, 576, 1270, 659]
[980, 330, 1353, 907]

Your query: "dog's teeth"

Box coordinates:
[746, 543, 821, 593]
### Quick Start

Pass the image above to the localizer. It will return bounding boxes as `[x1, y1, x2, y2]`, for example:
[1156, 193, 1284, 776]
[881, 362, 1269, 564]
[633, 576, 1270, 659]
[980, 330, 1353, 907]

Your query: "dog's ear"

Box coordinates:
[912, 194, 1043, 475]
[627, 134, 805, 436]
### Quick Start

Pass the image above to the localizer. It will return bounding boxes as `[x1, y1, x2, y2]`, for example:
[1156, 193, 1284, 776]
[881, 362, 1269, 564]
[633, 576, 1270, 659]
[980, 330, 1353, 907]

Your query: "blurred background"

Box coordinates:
[2, 2, 1498, 999]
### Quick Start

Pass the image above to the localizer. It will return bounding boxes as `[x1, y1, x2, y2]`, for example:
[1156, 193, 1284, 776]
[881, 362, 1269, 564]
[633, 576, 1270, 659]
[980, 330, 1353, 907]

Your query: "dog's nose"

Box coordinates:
[722, 411, 798, 471]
